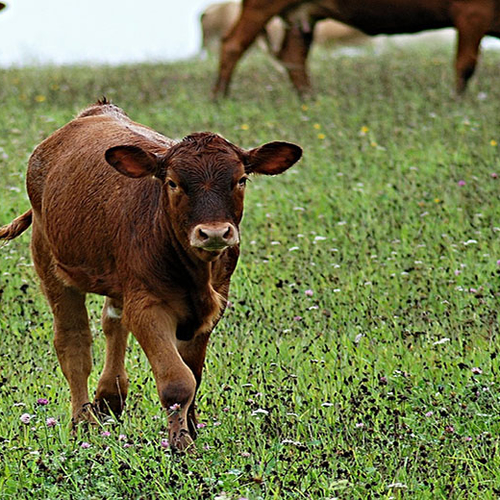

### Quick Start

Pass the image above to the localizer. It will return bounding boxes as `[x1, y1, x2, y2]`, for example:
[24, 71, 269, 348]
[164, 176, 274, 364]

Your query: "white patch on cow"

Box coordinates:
[107, 305, 123, 320]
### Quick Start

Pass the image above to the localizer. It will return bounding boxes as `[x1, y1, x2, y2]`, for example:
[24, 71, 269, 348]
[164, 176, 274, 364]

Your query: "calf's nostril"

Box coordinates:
[223, 226, 232, 240]
[198, 228, 209, 241]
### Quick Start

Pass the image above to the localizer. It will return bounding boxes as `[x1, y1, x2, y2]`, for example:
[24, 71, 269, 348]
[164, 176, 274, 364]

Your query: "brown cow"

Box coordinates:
[0, 100, 302, 450]
[200, 1, 365, 55]
[213, 0, 500, 97]
[200, 1, 285, 55]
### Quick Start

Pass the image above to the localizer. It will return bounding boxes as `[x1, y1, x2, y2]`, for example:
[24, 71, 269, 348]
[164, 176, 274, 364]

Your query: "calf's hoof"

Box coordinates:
[170, 428, 195, 454]
[70, 402, 100, 435]
[94, 393, 125, 418]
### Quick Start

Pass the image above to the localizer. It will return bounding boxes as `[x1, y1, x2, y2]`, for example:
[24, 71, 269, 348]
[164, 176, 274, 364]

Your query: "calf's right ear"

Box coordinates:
[105, 145, 160, 178]
[244, 141, 302, 176]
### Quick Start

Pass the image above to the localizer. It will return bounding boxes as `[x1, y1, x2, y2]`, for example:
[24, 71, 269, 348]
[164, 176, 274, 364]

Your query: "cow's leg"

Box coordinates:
[125, 304, 196, 451]
[453, 2, 493, 93]
[213, 0, 296, 98]
[176, 332, 211, 437]
[31, 225, 93, 425]
[277, 21, 315, 96]
[94, 298, 129, 417]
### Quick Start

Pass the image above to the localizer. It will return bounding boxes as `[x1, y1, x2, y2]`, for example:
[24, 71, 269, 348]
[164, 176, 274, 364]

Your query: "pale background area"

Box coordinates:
[0, 0, 215, 66]
[0, 0, 498, 67]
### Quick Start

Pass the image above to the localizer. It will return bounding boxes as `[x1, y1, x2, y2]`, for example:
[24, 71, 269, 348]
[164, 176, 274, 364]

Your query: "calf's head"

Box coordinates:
[105, 133, 302, 261]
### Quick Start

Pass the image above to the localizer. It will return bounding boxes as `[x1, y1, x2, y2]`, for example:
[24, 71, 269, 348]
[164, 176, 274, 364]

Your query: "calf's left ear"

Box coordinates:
[105, 145, 160, 178]
[244, 141, 302, 175]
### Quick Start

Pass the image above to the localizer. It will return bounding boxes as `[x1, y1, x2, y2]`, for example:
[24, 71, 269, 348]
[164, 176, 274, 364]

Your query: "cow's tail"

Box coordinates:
[0, 209, 33, 241]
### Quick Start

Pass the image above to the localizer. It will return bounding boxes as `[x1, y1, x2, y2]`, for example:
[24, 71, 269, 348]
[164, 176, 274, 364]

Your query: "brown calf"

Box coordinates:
[0, 100, 302, 450]
[213, 0, 500, 97]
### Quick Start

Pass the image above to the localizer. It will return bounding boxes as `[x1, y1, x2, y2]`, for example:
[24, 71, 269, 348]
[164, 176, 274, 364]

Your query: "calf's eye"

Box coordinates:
[167, 179, 178, 189]
[238, 176, 248, 187]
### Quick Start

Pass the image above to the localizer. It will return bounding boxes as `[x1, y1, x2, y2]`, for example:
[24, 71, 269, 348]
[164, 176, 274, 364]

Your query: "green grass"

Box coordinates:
[1, 43, 500, 498]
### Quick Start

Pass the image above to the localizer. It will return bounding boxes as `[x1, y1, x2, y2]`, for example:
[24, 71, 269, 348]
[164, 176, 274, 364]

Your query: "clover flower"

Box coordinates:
[20, 413, 31, 424]
[46, 417, 57, 427]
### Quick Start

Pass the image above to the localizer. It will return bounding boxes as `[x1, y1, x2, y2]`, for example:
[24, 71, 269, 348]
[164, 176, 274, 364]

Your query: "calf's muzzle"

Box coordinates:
[189, 222, 239, 251]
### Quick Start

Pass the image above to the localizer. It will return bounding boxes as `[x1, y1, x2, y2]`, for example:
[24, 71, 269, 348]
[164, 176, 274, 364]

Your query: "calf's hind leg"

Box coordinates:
[31, 226, 93, 425]
[94, 297, 130, 417]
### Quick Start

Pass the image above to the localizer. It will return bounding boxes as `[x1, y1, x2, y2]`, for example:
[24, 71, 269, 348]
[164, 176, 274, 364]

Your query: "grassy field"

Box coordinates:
[1, 42, 500, 499]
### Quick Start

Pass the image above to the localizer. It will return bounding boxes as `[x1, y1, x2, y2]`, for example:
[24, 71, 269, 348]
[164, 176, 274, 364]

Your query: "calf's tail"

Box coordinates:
[0, 209, 33, 241]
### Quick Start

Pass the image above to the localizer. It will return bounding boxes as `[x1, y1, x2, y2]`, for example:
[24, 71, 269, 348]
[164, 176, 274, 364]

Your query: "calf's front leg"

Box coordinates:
[125, 303, 196, 451]
[94, 297, 129, 417]
[177, 332, 211, 437]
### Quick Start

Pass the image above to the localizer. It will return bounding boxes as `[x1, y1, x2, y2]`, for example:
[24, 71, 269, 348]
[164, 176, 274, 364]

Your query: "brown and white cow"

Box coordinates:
[213, 0, 500, 97]
[201, 1, 242, 52]
[0, 100, 302, 450]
